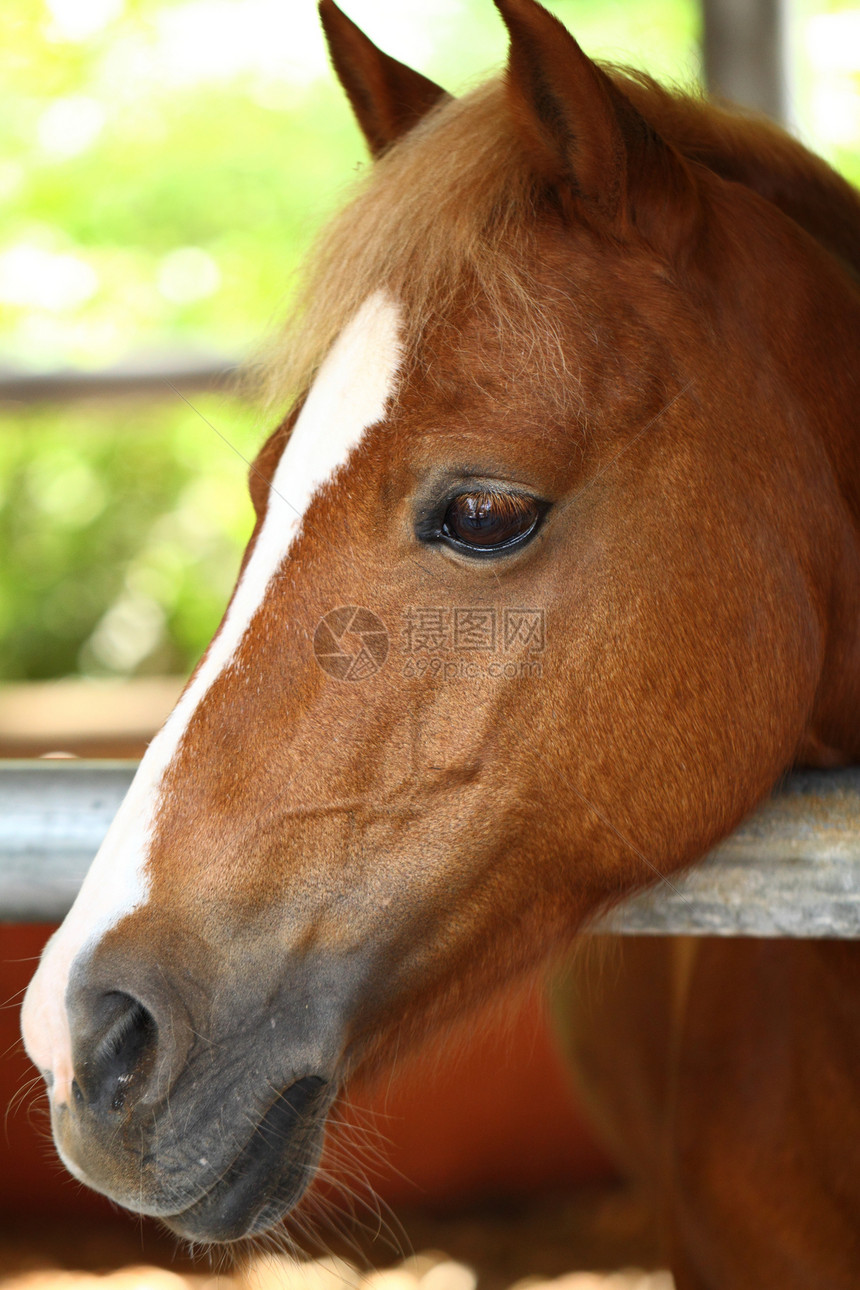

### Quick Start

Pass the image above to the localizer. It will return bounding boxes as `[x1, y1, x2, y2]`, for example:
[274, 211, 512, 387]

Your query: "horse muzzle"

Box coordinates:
[159, 1074, 330, 1241]
[50, 1065, 331, 1242]
[25, 936, 346, 1242]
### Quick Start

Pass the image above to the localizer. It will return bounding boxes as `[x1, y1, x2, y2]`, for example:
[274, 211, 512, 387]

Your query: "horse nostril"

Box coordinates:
[75, 991, 158, 1115]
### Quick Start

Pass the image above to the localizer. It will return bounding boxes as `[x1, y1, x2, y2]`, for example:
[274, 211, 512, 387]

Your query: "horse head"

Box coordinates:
[22, 0, 860, 1245]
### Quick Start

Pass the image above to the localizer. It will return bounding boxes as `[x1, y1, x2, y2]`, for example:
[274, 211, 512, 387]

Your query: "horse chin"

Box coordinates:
[160, 1074, 329, 1244]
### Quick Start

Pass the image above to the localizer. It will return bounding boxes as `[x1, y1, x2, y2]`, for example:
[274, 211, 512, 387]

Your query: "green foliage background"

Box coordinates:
[1, 0, 857, 681]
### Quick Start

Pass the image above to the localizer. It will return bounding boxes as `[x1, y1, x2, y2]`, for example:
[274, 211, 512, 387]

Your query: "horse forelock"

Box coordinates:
[262, 80, 580, 420]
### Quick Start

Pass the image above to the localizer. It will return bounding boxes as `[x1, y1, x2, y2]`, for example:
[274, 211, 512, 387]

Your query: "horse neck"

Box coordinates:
[622, 75, 860, 280]
[633, 84, 860, 760]
[752, 242, 860, 763]
[804, 273, 860, 762]
[755, 179, 860, 762]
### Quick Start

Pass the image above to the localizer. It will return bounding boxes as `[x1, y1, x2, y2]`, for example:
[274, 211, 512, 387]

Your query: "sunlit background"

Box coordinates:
[2, 0, 859, 684]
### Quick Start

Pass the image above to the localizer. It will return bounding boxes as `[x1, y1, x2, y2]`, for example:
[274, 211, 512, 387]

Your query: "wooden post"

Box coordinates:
[701, 0, 791, 123]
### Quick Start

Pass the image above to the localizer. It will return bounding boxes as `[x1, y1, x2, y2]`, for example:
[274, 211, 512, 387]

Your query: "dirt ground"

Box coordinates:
[0, 1189, 671, 1290]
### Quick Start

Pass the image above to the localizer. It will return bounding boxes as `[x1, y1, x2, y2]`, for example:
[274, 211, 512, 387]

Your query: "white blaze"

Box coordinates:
[21, 292, 403, 1098]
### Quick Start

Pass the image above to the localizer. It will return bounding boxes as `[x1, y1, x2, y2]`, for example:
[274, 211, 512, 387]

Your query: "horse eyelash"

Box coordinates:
[414, 485, 547, 542]
[415, 494, 549, 562]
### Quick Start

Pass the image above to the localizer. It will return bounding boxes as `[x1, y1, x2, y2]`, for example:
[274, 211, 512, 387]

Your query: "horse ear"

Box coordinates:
[494, 0, 697, 250]
[319, 0, 450, 158]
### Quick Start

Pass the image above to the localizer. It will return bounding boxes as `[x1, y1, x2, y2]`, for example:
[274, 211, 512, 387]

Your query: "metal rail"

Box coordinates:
[0, 761, 858, 935]
[0, 357, 240, 405]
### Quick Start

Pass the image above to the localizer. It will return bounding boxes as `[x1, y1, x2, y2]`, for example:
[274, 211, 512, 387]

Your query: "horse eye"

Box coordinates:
[442, 491, 542, 554]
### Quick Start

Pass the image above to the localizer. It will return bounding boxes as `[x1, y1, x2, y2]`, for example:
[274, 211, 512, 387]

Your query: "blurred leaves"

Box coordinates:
[0, 393, 261, 680]
[2, 0, 703, 374]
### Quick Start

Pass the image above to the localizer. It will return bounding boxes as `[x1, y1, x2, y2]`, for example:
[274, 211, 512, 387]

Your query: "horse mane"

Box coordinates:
[621, 71, 860, 279]
[263, 70, 860, 412]
[264, 81, 560, 413]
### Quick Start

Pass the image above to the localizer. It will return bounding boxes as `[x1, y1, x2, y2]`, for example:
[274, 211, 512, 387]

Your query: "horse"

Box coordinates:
[21, 1, 860, 1284]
